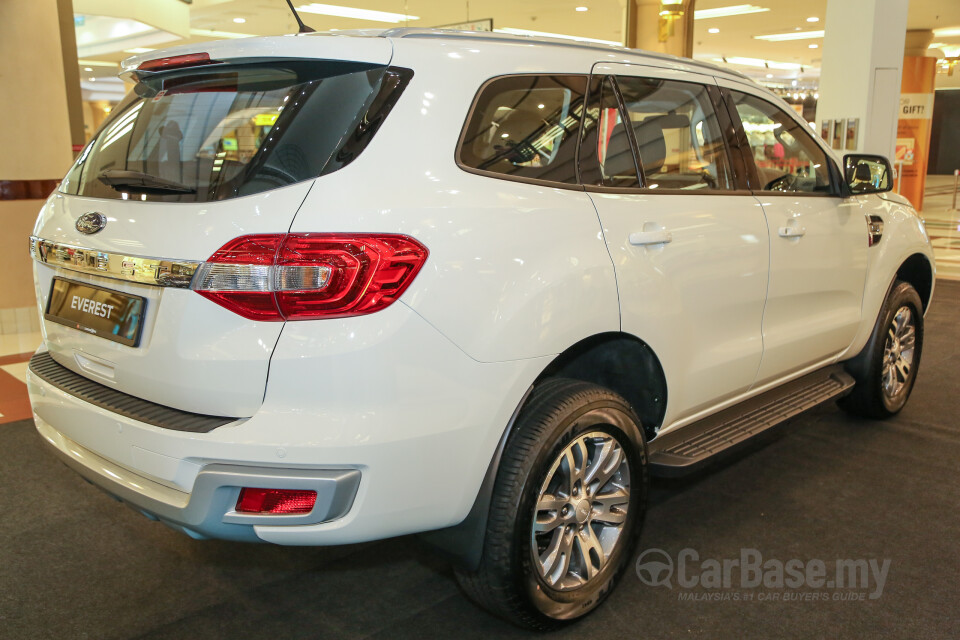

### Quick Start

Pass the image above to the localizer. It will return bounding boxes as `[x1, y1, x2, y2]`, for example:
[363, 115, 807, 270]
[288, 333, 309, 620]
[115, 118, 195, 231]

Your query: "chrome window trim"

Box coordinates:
[29, 236, 200, 289]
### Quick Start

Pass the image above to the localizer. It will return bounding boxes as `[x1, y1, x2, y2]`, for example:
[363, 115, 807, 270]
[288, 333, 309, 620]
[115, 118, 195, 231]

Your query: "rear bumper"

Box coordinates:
[27, 302, 551, 545]
[36, 415, 361, 542]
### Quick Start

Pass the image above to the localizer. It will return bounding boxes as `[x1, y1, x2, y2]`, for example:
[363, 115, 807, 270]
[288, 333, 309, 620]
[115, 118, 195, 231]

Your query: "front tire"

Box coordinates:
[455, 378, 647, 630]
[840, 280, 924, 418]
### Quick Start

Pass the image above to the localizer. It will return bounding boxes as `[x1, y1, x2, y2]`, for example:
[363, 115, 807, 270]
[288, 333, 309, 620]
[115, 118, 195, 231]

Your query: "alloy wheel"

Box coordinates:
[531, 431, 631, 591]
[881, 305, 916, 399]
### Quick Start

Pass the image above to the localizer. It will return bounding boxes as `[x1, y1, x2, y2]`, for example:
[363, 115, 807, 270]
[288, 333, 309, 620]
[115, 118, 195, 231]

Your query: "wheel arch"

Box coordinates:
[420, 331, 667, 569]
[532, 332, 668, 440]
[896, 252, 934, 313]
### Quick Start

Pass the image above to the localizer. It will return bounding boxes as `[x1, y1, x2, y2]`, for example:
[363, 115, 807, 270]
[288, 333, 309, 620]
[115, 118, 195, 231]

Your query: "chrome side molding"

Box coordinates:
[29, 236, 200, 289]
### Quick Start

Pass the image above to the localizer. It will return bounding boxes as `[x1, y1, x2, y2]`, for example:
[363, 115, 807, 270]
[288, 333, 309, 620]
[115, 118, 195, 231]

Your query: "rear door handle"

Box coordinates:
[629, 230, 673, 246]
[778, 226, 806, 238]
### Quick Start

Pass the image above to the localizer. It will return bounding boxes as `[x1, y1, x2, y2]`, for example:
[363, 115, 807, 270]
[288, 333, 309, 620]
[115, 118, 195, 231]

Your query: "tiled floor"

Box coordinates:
[921, 174, 960, 281]
[0, 331, 41, 424]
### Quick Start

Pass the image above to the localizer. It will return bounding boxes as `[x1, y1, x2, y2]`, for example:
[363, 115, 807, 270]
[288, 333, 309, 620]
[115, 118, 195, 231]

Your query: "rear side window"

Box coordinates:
[616, 76, 734, 191]
[61, 61, 410, 203]
[458, 75, 589, 185]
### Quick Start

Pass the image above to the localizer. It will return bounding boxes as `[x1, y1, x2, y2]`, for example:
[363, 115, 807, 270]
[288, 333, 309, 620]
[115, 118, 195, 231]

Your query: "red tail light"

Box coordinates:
[137, 52, 215, 72]
[192, 233, 429, 321]
[236, 488, 317, 514]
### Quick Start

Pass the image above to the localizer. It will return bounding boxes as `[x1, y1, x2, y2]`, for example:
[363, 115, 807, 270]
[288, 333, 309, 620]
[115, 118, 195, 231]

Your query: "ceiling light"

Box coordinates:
[800, 93, 807, 99]
[233, 17, 246, 24]
[806, 17, 819, 23]
[123, 47, 155, 54]
[89, 77, 96, 82]
[695, 4, 770, 20]
[296, 3, 419, 23]
[809, 43, 818, 48]
[932, 27, 960, 37]
[714, 56, 802, 70]
[83, 67, 93, 71]
[765, 73, 773, 78]
[494, 27, 621, 46]
[78, 59, 119, 67]
[189, 28, 252, 39]
[755, 29, 825, 41]
[708, 28, 720, 34]
[814, 93, 819, 99]
[575, 6, 589, 11]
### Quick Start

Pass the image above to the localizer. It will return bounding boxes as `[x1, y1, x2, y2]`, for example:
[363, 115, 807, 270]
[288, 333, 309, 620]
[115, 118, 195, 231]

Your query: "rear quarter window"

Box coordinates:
[457, 75, 589, 186]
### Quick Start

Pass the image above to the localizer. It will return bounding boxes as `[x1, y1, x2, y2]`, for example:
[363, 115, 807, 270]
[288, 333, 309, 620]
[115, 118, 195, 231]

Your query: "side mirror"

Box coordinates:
[844, 154, 893, 194]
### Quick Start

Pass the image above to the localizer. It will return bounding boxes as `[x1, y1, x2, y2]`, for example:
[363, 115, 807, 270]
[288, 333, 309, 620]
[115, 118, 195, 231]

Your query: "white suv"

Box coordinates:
[27, 29, 934, 629]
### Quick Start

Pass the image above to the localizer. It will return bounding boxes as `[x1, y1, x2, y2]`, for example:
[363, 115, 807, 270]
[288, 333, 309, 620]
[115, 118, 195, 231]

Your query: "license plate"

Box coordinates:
[45, 278, 146, 347]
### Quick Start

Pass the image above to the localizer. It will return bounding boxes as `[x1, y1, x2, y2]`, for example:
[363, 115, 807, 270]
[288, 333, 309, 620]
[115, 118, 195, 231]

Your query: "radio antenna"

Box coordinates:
[284, 0, 316, 33]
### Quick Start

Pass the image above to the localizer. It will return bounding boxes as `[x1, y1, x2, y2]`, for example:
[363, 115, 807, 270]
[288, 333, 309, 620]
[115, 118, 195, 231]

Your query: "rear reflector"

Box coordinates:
[192, 233, 429, 321]
[137, 52, 215, 72]
[236, 488, 317, 514]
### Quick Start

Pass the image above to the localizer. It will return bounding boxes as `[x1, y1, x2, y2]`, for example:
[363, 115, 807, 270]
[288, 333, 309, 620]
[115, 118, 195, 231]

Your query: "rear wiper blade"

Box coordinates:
[97, 170, 196, 194]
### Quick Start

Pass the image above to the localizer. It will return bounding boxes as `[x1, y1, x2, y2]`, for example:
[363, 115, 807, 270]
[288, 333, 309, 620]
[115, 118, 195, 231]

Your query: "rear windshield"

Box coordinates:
[61, 60, 408, 203]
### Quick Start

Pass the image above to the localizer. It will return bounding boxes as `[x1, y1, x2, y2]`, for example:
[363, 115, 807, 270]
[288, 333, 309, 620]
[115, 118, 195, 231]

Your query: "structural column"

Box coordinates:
[0, 0, 77, 331]
[626, 0, 695, 58]
[816, 0, 909, 160]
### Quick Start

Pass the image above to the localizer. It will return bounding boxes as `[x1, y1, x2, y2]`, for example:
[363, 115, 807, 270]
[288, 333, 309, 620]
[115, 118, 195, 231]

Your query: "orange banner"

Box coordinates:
[895, 57, 937, 211]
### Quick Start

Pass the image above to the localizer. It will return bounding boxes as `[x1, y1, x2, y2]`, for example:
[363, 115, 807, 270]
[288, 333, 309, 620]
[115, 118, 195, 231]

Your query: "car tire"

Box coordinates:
[840, 280, 924, 419]
[455, 378, 647, 630]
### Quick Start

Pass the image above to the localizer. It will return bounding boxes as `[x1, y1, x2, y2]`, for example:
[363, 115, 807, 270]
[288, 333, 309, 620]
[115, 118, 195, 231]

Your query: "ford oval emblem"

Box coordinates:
[76, 212, 107, 235]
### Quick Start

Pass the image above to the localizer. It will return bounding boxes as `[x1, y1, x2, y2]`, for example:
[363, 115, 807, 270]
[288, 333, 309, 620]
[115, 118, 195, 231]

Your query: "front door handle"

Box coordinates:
[778, 226, 806, 238]
[629, 229, 673, 246]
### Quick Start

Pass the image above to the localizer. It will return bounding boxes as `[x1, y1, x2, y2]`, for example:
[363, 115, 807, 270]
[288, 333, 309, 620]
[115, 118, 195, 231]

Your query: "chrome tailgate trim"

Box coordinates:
[30, 236, 200, 288]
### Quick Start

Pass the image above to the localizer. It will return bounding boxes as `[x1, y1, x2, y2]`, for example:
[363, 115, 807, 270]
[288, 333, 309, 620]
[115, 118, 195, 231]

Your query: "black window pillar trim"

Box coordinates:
[716, 86, 761, 192]
[609, 75, 647, 188]
[709, 84, 752, 192]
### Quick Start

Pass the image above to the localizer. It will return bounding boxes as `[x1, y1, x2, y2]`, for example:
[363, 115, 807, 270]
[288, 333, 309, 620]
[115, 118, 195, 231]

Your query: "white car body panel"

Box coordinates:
[31, 182, 313, 417]
[26, 30, 936, 546]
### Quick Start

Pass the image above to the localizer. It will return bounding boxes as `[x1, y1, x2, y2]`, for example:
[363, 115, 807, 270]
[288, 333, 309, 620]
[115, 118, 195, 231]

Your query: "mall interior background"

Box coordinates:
[0, 0, 958, 354]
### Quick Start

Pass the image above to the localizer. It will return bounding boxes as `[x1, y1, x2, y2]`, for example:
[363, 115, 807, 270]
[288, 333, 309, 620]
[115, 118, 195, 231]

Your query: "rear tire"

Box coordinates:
[840, 280, 924, 419]
[455, 378, 647, 630]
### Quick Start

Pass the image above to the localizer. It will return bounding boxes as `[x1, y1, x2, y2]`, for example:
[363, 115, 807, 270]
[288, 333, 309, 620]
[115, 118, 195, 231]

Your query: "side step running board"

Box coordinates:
[648, 365, 855, 477]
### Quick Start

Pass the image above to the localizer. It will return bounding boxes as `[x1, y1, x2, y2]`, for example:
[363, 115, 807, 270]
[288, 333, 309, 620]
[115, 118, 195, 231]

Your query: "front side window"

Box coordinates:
[616, 76, 734, 191]
[61, 60, 405, 203]
[729, 91, 835, 194]
[458, 75, 589, 185]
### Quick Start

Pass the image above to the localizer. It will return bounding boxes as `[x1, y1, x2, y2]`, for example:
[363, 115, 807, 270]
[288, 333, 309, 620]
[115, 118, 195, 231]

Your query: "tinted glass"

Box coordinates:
[61, 61, 398, 203]
[459, 75, 589, 185]
[729, 91, 835, 194]
[616, 76, 734, 191]
[579, 76, 640, 188]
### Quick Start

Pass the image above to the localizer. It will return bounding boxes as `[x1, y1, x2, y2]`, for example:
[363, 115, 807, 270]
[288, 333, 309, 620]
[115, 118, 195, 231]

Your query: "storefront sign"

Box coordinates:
[899, 93, 934, 120]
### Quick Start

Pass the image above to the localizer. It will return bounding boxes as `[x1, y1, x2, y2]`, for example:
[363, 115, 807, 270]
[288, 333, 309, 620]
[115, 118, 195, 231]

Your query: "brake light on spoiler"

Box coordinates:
[137, 52, 216, 72]
[192, 234, 429, 321]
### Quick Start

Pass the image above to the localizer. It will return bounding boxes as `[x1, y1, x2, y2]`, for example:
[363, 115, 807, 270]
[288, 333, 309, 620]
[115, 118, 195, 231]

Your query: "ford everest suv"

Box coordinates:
[26, 29, 934, 630]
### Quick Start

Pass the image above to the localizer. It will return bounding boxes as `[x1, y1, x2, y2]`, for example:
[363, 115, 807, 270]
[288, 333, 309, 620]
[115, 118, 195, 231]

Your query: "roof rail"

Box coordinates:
[377, 28, 752, 82]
